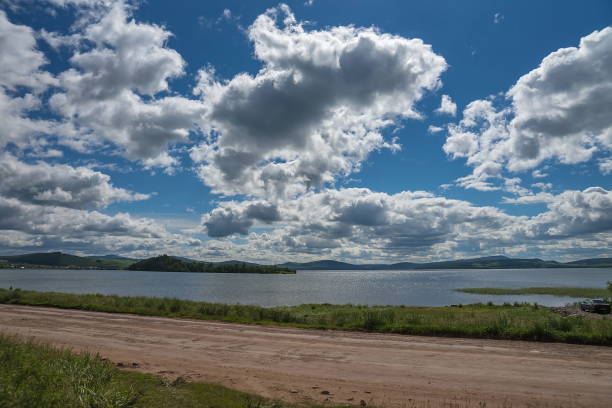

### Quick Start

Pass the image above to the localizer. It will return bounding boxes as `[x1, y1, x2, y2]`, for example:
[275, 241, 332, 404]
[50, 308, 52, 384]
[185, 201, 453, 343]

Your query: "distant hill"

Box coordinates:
[279, 260, 362, 270]
[215, 260, 262, 267]
[94, 254, 139, 261]
[128, 255, 295, 274]
[565, 258, 612, 267]
[413, 258, 562, 270]
[1, 252, 609, 271]
[280, 256, 612, 270]
[0, 252, 134, 269]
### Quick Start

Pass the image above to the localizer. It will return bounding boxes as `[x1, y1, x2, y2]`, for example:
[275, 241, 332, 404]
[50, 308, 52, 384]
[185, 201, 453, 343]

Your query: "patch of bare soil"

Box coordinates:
[1, 304, 611, 408]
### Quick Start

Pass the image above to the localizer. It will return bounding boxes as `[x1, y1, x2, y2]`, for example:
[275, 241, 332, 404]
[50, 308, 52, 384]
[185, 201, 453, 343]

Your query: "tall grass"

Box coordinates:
[0, 334, 307, 408]
[0, 334, 137, 408]
[1, 288, 611, 346]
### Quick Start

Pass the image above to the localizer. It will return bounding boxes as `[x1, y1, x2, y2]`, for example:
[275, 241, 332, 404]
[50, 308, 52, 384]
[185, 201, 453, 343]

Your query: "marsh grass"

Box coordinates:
[456, 287, 612, 298]
[1, 288, 611, 346]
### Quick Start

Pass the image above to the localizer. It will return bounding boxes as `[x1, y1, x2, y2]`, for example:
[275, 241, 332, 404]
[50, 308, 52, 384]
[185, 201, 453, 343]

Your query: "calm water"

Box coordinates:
[1, 268, 611, 307]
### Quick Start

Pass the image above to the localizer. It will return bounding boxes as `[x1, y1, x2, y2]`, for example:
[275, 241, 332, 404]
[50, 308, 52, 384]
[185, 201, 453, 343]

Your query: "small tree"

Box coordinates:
[608, 281, 612, 292]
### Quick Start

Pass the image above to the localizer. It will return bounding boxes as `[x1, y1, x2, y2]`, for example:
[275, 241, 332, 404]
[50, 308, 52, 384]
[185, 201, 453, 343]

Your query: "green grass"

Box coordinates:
[1, 288, 612, 346]
[456, 286, 612, 298]
[0, 334, 320, 408]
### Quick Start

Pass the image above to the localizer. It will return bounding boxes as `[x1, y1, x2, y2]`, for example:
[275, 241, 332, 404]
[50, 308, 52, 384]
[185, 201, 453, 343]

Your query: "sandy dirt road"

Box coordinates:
[1, 304, 611, 407]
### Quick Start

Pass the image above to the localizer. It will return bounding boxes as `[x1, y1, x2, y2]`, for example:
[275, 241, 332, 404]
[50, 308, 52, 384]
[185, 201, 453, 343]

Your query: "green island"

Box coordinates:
[0, 334, 322, 408]
[1, 288, 611, 346]
[128, 255, 295, 274]
[457, 286, 612, 298]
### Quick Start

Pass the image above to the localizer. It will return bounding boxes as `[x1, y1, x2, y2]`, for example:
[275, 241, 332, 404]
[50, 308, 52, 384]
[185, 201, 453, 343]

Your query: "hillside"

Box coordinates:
[565, 258, 612, 267]
[0, 252, 135, 269]
[280, 256, 612, 270]
[128, 255, 295, 274]
[279, 260, 361, 270]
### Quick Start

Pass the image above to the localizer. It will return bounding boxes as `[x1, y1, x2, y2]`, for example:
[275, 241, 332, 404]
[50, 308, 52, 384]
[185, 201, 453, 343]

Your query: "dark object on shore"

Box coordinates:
[580, 299, 611, 314]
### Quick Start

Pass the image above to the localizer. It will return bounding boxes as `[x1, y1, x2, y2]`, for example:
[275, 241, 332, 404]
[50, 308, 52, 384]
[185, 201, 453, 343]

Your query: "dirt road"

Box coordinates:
[1, 304, 611, 407]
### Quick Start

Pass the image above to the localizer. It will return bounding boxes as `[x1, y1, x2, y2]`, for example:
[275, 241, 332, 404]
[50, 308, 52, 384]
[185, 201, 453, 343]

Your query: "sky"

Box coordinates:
[0, 0, 611, 263]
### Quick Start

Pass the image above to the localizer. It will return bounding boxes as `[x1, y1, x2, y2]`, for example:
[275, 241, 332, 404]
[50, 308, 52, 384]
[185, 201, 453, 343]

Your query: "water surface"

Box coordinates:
[1, 268, 611, 307]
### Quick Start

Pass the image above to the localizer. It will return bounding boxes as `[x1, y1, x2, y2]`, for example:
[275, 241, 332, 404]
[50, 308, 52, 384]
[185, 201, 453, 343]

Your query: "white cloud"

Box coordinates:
[0, 193, 201, 255]
[0, 10, 56, 90]
[221, 8, 232, 20]
[427, 125, 444, 134]
[493, 13, 504, 24]
[435, 94, 457, 116]
[202, 201, 281, 237]
[197, 187, 612, 261]
[531, 182, 552, 191]
[502, 192, 554, 205]
[200, 188, 516, 254]
[47, 1, 205, 168]
[599, 157, 612, 175]
[445, 27, 612, 190]
[531, 169, 548, 179]
[0, 153, 149, 209]
[191, 5, 447, 198]
[523, 187, 612, 238]
[0, 10, 59, 150]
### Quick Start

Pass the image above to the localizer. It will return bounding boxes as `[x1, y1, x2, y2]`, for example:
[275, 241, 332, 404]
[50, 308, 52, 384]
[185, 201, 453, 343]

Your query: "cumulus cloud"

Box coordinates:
[0, 10, 56, 90]
[445, 27, 612, 190]
[191, 5, 446, 198]
[200, 189, 516, 257]
[47, 0, 205, 167]
[0, 193, 201, 255]
[0, 154, 149, 209]
[0, 10, 58, 149]
[435, 94, 457, 116]
[202, 201, 281, 238]
[198, 186, 612, 261]
[0, 196, 158, 237]
[523, 187, 612, 239]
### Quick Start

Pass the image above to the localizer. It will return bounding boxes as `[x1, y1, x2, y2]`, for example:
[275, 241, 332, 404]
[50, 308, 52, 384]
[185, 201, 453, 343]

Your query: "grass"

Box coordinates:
[456, 286, 612, 298]
[1, 288, 612, 346]
[0, 334, 320, 408]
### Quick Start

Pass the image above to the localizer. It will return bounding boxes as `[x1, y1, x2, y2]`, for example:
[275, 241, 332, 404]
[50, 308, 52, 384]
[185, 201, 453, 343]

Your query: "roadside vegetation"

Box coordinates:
[457, 286, 612, 299]
[1, 288, 611, 346]
[0, 334, 313, 408]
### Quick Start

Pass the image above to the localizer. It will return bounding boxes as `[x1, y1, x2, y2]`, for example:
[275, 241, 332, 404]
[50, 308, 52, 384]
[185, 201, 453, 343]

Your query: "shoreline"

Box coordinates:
[1, 288, 610, 346]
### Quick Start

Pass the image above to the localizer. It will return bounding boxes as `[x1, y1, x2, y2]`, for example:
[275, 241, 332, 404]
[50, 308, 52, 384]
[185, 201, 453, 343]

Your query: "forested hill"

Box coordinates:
[128, 255, 295, 274]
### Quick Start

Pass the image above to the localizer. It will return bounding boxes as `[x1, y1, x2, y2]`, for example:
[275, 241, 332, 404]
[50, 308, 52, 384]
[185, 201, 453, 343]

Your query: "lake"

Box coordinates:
[1, 268, 611, 307]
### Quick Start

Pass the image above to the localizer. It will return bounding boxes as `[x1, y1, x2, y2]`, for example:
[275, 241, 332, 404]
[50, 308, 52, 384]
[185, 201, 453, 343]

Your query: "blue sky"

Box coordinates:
[0, 0, 610, 262]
